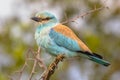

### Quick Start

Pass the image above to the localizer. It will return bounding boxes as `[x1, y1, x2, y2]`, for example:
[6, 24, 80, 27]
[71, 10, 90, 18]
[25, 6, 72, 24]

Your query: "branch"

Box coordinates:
[14, 48, 32, 80]
[28, 48, 47, 80]
[11, 48, 47, 80]
[40, 54, 65, 80]
[62, 6, 109, 24]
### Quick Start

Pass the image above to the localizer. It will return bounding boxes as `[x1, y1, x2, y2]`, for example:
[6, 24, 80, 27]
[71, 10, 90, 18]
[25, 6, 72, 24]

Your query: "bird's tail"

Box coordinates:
[77, 51, 110, 67]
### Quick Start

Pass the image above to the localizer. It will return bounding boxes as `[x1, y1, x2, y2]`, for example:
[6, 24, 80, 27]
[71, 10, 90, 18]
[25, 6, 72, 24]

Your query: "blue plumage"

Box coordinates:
[49, 29, 81, 51]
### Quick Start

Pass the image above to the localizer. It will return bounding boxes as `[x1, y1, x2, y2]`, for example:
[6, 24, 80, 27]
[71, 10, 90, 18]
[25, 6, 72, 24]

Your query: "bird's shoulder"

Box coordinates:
[52, 24, 92, 52]
[53, 24, 78, 40]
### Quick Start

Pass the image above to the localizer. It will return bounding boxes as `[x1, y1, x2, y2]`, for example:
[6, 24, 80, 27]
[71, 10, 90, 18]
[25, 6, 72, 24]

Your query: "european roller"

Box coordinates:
[31, 12, 110, 67]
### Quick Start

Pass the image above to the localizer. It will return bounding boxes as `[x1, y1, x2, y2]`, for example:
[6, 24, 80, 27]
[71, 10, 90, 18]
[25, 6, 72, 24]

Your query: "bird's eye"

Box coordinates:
[45, 17, 52, 20]
[42, 17, 52, 21]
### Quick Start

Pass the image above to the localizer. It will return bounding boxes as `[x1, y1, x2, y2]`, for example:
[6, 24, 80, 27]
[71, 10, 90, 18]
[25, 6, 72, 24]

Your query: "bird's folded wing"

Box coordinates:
[49, 24, 91, 52]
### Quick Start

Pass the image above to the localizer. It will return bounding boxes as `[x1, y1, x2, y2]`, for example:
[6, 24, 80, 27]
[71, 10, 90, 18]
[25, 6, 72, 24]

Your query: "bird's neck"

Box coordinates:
[36, 22, 58, 33]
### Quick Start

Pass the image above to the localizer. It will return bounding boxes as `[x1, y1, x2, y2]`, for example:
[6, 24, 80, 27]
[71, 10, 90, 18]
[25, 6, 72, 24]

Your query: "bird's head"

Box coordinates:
[31, 12, 58, 25]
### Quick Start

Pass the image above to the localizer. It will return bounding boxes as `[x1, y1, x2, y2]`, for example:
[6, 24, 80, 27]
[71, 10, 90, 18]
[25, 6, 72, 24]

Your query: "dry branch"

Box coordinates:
[12, 48, 47, 80]
[62, 6, 109, 24]
[28, 48, 47, 80]
[40, 54, 65, 80]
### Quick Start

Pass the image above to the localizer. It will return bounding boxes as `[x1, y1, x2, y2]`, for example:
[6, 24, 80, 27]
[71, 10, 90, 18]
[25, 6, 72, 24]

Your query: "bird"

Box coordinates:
[31, 11, 110, 67]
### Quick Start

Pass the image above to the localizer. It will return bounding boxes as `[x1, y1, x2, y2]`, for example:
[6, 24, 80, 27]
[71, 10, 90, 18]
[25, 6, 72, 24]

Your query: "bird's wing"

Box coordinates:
[49, 24, 110, 67]
[49, 24, 92, 52]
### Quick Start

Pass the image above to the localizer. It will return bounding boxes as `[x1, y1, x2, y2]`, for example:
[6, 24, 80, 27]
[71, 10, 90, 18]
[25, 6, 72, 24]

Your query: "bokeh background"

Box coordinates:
[0, 0, 120, 80]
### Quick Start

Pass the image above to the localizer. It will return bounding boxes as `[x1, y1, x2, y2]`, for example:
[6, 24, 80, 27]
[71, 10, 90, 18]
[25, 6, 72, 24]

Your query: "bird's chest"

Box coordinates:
[35, 27, 51, 47]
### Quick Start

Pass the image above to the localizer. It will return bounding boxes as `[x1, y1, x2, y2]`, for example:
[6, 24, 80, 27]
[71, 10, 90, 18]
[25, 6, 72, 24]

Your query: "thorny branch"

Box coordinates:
[11, 48, 46, 80]
[28, 48, 47, 80]
[12, 48, 64, 80]
[13, 48, 32, 80]
[62, 6, 109, 24]
[40, 54, 65, 80]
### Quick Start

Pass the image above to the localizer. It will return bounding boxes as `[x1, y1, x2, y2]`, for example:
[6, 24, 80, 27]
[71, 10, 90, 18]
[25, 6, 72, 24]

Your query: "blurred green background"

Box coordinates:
[0, 0, 120, 80]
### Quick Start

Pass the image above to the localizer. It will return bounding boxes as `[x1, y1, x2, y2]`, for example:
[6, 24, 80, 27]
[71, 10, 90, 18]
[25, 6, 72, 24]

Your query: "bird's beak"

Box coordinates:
[31, 17, 41, 22]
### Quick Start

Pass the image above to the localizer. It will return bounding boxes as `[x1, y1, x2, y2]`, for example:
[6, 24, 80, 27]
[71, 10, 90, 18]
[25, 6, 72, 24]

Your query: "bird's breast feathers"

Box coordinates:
[35, 23, 58, 48]
[35, 26, 52, 47]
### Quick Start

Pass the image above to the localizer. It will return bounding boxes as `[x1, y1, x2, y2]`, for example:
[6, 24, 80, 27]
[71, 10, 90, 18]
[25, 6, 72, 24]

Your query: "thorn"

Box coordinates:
[74, 21, 79, 24]
[94, 5, 97, 10]
[81, 16, 84, 19]
[106, 6, 109, 10]
[32, 71, 37, 74]
[27, 58, 35, 61]
[53, 62, 57, 68]
[72, 21, 75, 22]
[39, 70, 47, 80]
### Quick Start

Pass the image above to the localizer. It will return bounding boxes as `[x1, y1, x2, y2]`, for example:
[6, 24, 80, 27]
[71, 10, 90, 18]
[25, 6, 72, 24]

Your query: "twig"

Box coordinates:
[28, 56, 37, 80]
[18, 61, 28, 80]
[40, 54, 65, 80]
[12, 47, 47, 80]
[28, 47, 47, 80]
[30, 48, 47, 70]
[62, 6, 108, 24]
[17, 48, 32, 80]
